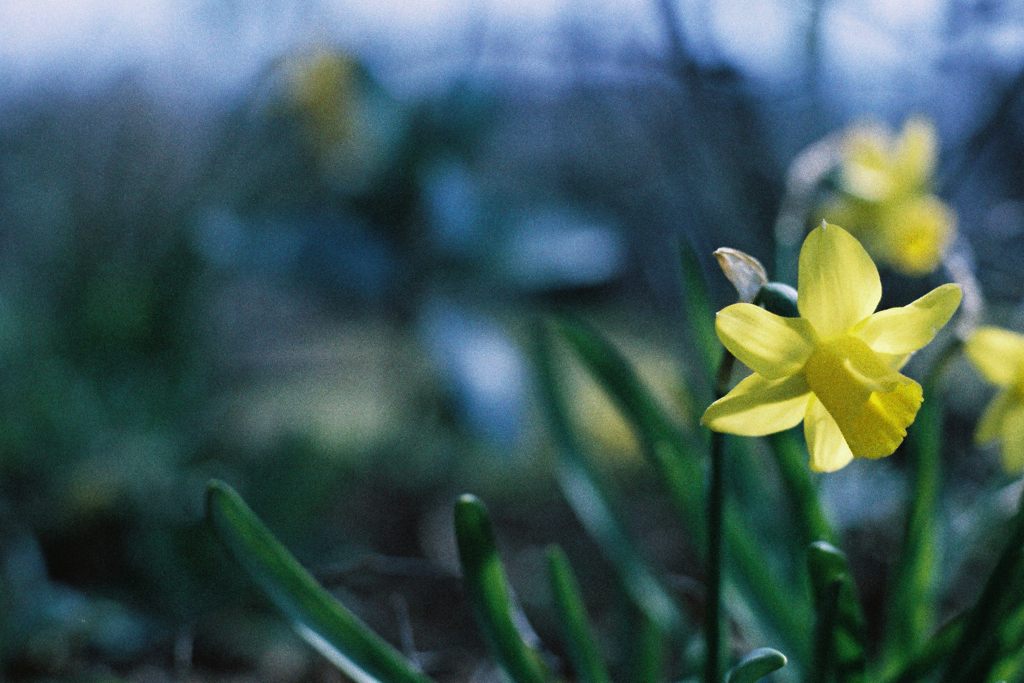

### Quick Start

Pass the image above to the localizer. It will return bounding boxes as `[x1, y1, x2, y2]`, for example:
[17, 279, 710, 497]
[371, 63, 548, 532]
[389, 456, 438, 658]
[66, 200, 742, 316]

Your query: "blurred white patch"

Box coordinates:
[822, 0, 944, 115]
[505, 210, 624, 290]
[421, 300, 529, 449]
[424, 160, 483, 256]
[708, 0, 801, 81]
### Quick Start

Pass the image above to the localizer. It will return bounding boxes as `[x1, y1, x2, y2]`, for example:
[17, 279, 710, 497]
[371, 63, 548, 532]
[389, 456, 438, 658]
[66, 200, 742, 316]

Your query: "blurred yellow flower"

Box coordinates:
[288, 48, 360, 156]
[283, 47, 403, 193]
[823, 117, 956, 276]
[701, 223, 961, 472]
[965, 327, 1024, 472]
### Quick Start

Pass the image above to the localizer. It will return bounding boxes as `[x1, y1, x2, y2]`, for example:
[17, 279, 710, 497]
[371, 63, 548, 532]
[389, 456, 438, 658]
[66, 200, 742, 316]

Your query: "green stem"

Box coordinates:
[705, 351, 735, 683]
[883, 338, 961, 667]
[632, 606, 666, 683]
[767, 430, 836, 547]
[811, 579, 842, 683]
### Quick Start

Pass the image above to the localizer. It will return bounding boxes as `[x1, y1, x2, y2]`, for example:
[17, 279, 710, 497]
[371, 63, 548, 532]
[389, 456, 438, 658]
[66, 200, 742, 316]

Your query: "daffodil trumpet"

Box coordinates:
[701, 223, 962, 472]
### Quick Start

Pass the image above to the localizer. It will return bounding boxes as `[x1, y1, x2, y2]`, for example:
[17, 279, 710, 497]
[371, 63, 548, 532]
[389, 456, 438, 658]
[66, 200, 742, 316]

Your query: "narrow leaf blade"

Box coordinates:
[546, 545, 612, 683]
[454, 495, 550, 683]
[678, 237, 722, 377]
[940, 486, 1024, 683]
[205, 480, 435, 683]
[545, 315, 811, 658]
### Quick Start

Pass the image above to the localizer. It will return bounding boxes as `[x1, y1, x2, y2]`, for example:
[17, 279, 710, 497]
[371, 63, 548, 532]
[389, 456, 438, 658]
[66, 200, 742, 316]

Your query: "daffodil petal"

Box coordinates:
[878, 352, 911, 371]
[1001, 403, 1024, 473]
[842, 125, 893, 201]
[804, 335, 923, 461]
[875, 196, 955, 276]
[853, 283, 962, 354]
[895, 116, 937, 191]
[715, 303, 815, 379]
[701, 373, 811, 436]
[965, 327, 1024, 387]
[805, 397, 854, 472]
[977, 389, 1014, 444]
[798, 223, 882, 338]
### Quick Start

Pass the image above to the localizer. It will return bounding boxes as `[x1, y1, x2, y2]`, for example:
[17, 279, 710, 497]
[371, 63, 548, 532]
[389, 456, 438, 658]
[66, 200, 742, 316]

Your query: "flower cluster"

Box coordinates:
[701, 223, 961, 472]
[820, 117, 956, 276]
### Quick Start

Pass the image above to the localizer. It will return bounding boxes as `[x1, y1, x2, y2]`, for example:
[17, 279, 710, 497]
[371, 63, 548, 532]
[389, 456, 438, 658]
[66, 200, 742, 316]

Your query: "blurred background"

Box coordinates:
[3, 0, 1024, 680]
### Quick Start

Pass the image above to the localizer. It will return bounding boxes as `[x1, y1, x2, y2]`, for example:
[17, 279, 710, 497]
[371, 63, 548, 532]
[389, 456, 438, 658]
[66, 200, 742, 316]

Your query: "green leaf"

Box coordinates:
[629, 605, 666, 683]
[881, 615, 962, 683]
[810, 579, 842, 683]
[550, 313, 705, 543]
[555, 460, 686, 637]
[205, 480, 435, 683]
[532, 320, 689, 638]
[678, 237, 722, 378]
[989, 600, 1024, 682]
[883, 339, 961, 669]
[939, 486, 1024, 683]
[806, 542, 867, 683]
[545, 315, 811, 660]
[546, 545, 612, 683]
[725, 648, 788, 683]
[454, 495, 551, 683]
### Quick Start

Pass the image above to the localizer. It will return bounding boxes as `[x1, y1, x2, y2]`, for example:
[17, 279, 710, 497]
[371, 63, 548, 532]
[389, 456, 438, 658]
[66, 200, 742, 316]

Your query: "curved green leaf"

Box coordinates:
[555, 461, 686, 637]
[454, 495, 551, 683]
[678, 238, 722, 378]
[726, 648, 788, 683]
[533, 320, 689, 638]
[205, 480, 435, 683]
[546, 545, 612, 683]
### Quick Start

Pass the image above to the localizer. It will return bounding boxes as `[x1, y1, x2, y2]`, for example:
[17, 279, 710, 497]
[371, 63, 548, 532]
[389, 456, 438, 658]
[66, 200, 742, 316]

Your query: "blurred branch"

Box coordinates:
[773, 135, 841, 283]
[940, 65, 1024, 196]
[805, 0, 826, 111]
[655, 0, 700, 89]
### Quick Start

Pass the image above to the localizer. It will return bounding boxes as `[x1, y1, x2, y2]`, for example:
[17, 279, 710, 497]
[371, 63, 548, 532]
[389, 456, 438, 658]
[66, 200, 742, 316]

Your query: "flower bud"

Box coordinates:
[714, 248, 768, 304]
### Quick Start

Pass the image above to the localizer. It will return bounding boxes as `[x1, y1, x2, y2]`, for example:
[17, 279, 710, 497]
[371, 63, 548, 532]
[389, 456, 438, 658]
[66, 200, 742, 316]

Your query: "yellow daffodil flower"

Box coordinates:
[701, 223, 962, 472]
[842, 117, 935, 202]
[965, 327, 1024, 472]
[283, 47, 402, 193]
[288, 48, 360, 156]
[822, 117, 956, 276]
